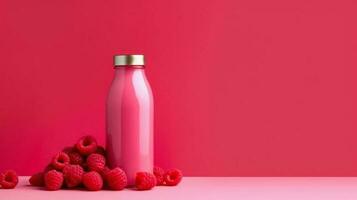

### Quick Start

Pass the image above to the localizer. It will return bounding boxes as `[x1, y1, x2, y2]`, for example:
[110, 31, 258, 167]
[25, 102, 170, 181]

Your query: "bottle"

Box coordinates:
[106, 54, 154, 186]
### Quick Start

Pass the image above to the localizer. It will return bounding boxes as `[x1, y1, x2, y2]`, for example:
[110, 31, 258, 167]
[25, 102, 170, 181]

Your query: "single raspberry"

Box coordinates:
[51, 152, 70, 170]
[164, 168, 182, 186]
[106, 167, 127, 190]
[76, 135, 97, 155]
[63, 164, 84, 188]
[68, 151, 84, 165]
[29, 172, 45, 186]
[153, 166, 165, 185]
[99, 166, 110, 180]
[82, 171, 103, 191]
[95, 146, 106, 156]
[135, 172, 156, 190]
[87, 153, 106, 172]
[0, 170, 18, 189]
[62, 146, 85, 165]
[44, 170, 63, 191]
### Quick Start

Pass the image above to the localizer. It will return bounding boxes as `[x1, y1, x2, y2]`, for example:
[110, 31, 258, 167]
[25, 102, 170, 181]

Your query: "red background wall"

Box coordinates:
[0, 0, 357, 176]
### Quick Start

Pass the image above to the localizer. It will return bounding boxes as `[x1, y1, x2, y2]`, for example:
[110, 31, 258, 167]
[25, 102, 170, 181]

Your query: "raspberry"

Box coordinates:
[95, 146, 106, 156]
[76, 135, 97, 155]
[82, 171, 103, 191]
[87, 153, 106, 172]
[68, 151, 84, 165]
[106, 167, 127, 190]
[164, 169, 182, 186]
[63, 165, 84, 188]
[153, 166, 165, 185]
[51, 152, 70, 170]
[135, 172, 156, 190]
[44, 170, 63, 191]
[29, 172, 45, 187]
[63, 146, 85, 165]
[99, 166, 110, 180]
[0, 170, 18, 189]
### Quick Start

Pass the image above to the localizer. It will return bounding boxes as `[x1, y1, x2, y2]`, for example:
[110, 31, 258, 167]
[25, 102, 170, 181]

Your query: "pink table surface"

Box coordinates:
[1, 177, 357, 199]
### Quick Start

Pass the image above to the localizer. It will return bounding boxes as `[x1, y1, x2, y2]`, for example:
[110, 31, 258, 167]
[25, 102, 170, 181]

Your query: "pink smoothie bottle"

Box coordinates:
[106, 54, 154, 186]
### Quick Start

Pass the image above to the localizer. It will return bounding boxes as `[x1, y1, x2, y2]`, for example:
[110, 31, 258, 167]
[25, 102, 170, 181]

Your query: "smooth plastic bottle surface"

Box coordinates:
[106, 66, 153, 186]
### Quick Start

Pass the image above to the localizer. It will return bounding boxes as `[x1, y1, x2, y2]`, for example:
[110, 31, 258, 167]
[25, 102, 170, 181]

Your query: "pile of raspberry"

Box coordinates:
[26, 135, 183, 191]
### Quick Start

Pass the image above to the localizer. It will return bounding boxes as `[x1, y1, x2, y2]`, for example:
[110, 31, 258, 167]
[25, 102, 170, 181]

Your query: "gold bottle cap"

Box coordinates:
[114, 54, 145, 66]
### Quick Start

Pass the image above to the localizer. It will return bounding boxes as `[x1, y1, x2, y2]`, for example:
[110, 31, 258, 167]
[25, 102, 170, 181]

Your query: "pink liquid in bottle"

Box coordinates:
[106, 55, 153, 186]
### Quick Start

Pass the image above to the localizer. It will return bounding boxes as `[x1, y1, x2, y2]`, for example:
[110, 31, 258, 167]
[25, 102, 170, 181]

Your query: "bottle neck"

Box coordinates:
[113, 65, 146, 78]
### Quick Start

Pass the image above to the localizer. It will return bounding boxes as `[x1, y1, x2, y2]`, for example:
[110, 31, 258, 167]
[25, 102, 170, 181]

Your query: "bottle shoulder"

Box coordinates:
[107, 75, 153, 101]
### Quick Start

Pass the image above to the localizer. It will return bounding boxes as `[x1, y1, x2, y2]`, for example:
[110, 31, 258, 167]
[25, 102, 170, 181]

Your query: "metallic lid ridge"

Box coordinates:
[114, 54, 145, 66]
